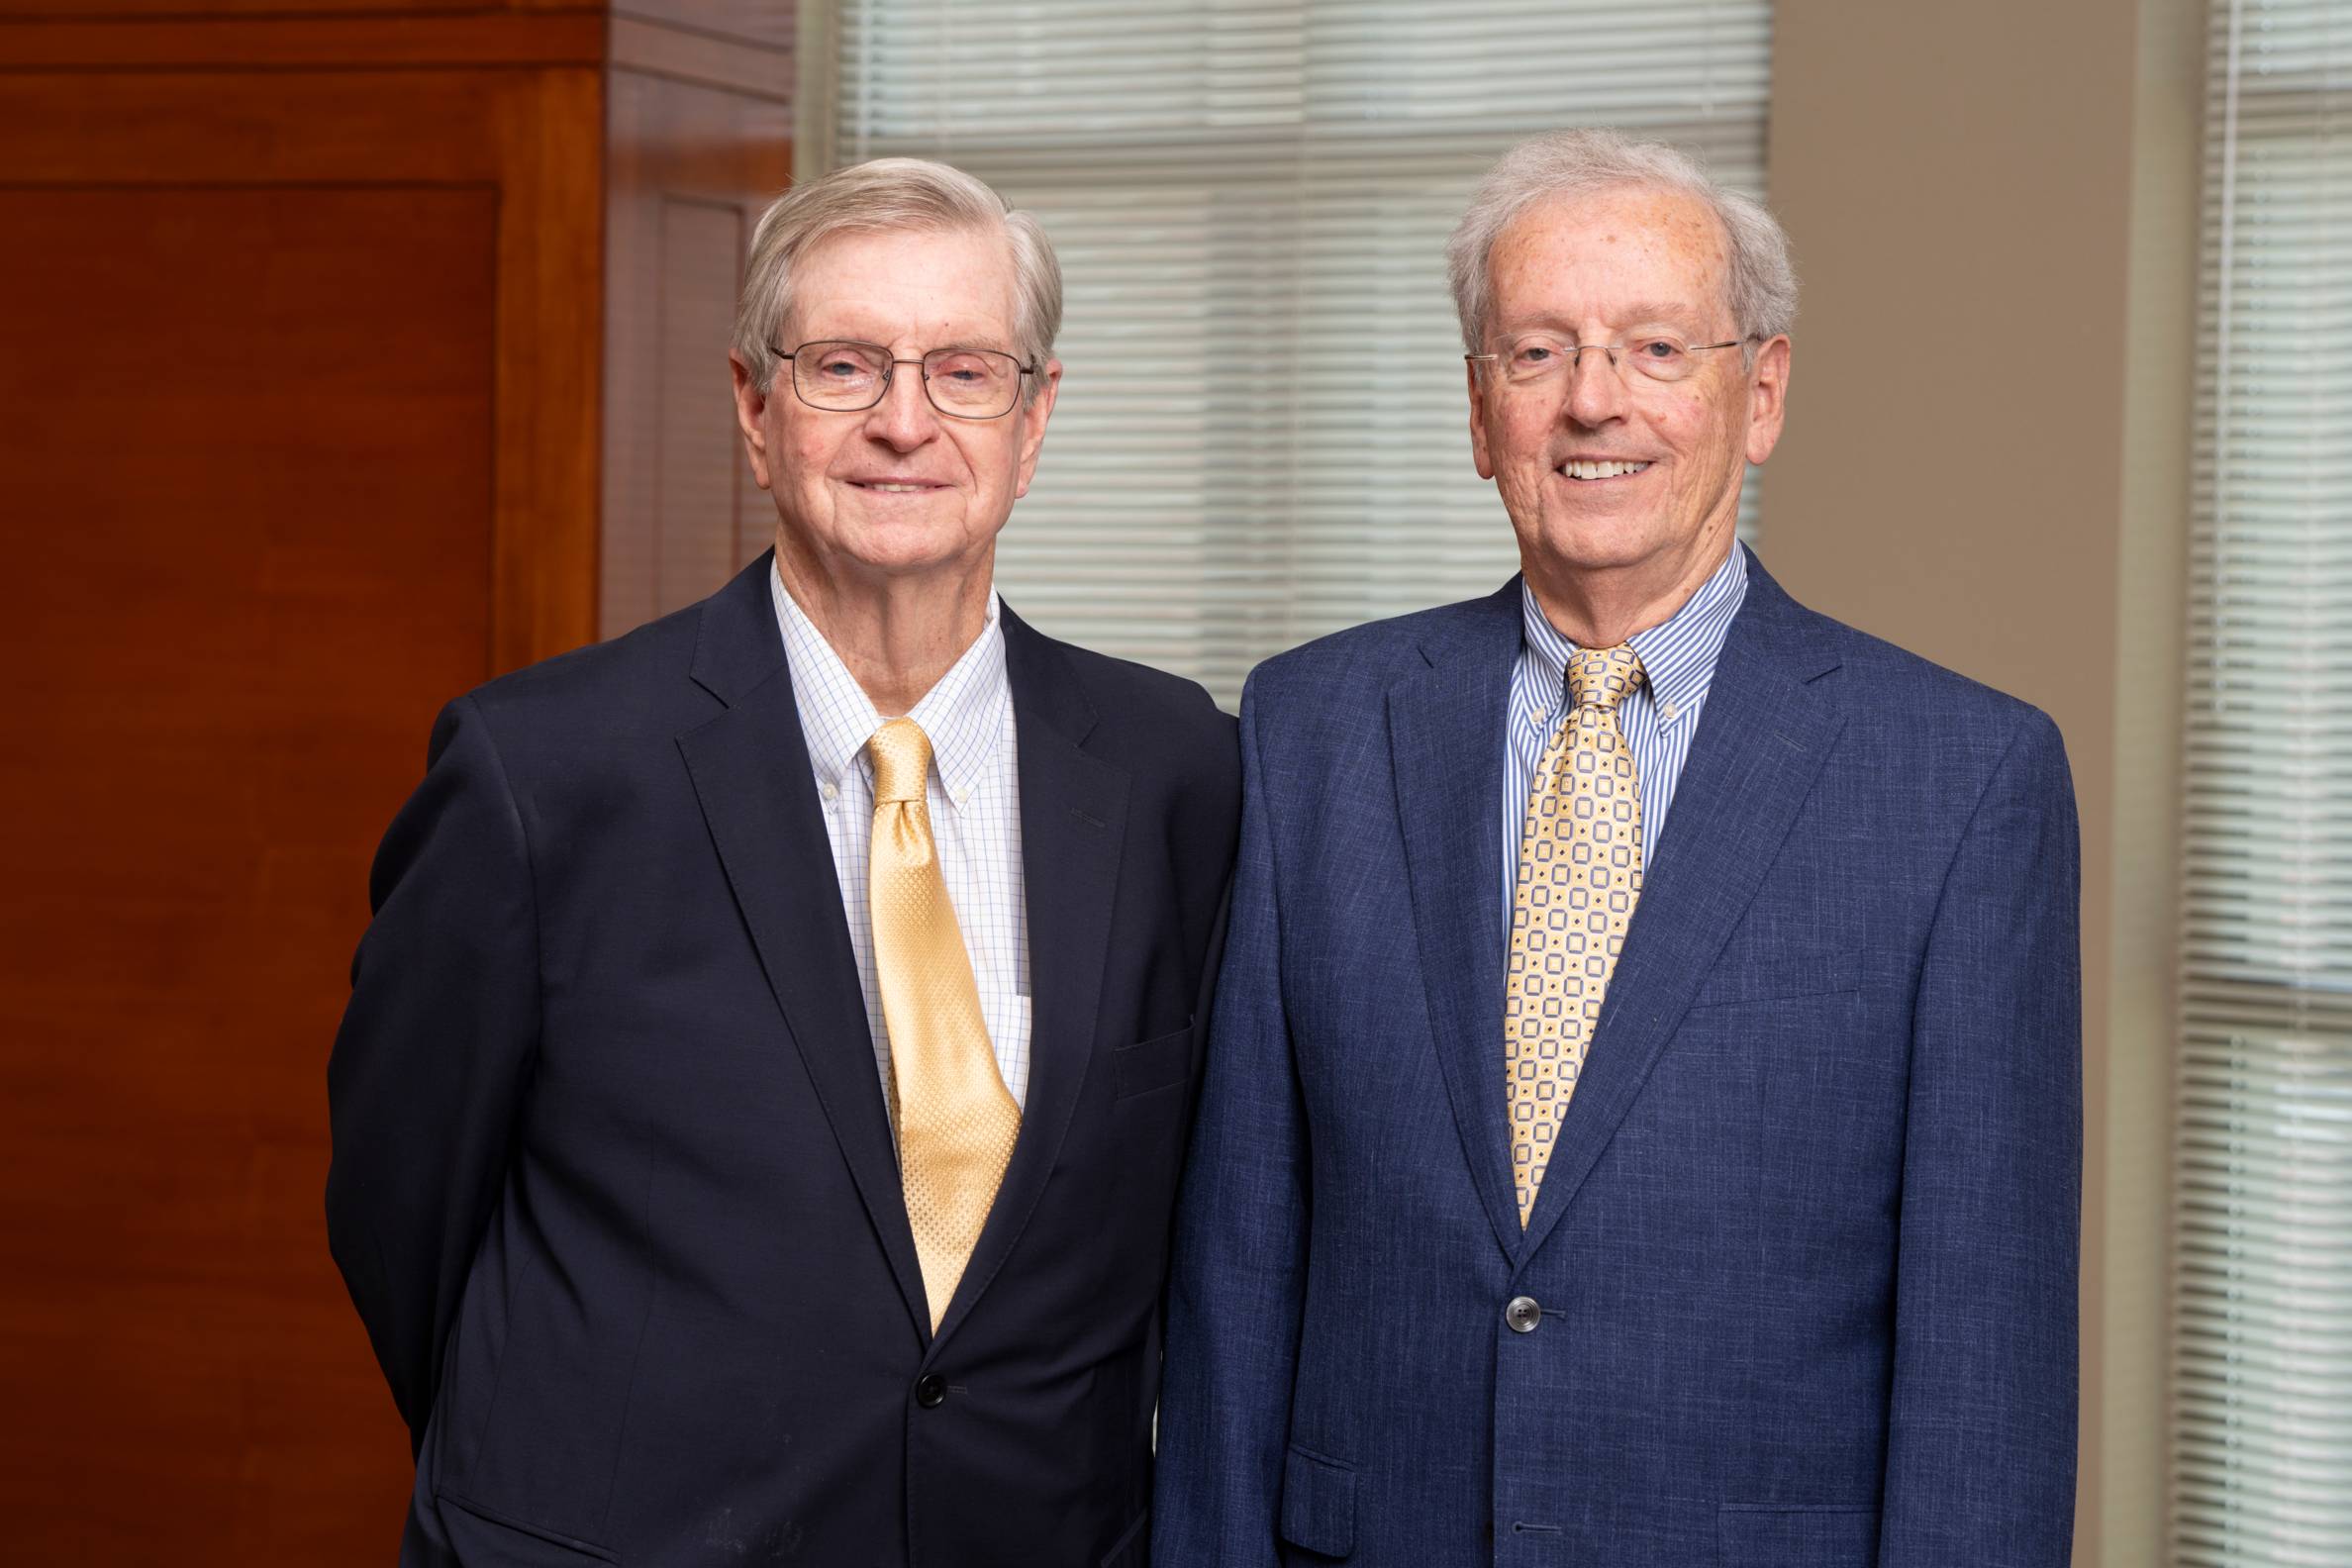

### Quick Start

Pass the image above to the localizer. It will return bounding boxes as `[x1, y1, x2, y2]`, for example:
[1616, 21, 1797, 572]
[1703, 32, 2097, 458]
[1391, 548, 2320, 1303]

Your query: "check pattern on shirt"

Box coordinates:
[773, 570, 1032, 1112]
[1502, 543, 1748, 916]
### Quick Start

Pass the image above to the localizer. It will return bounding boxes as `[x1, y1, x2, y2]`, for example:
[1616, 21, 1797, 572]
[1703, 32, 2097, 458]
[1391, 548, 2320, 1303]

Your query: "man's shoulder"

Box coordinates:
[1007, 615, 1237, 794]
[1778, 591, 2067, 781]
[462, 595, 710, 733]
[1246, 591, 1512, 709]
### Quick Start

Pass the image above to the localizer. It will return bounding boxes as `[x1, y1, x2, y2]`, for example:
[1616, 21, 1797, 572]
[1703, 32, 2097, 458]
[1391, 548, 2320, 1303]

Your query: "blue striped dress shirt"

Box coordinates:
[1503, 543, 1749, 916]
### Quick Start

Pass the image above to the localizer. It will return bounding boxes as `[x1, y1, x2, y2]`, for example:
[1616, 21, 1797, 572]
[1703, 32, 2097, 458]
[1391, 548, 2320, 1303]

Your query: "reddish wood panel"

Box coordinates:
[0, 182, 497, 1560]
[600, 62, 790, 636]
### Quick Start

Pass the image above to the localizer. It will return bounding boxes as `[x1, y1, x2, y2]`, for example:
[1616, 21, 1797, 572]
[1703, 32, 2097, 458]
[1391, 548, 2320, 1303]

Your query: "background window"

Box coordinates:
[2173, 3, 2352, 1562]
[819, 0, 1772, 706]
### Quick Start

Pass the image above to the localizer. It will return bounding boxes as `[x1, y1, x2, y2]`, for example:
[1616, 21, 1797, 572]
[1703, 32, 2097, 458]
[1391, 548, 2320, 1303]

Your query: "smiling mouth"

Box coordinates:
[851, 480, 946, 493]
[1557, 459, 1654, 481]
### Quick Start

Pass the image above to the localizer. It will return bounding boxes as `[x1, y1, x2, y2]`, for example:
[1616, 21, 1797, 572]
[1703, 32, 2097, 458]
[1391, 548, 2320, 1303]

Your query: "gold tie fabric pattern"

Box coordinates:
[867, 717, 1023, 1329]
[1506, 644, 1646, 1226]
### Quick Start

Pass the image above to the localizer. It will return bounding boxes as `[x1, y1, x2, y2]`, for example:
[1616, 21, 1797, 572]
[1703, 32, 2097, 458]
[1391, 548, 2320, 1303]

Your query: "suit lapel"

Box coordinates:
[1516, 554, 1846, 1263]
[927, 606, 1128, 1352]
[674, 554, 931, 1341]
[1388, 584, 1525, 1263]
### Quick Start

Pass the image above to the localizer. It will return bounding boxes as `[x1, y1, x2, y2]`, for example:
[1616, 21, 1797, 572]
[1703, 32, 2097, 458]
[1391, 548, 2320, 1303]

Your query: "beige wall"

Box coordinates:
[1766, 2, 2200, 1562]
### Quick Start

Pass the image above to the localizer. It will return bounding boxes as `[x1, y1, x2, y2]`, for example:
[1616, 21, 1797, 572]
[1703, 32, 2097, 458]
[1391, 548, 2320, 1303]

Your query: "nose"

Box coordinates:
[861, 362, 941, 449]
[1562, 343, 1628, 429]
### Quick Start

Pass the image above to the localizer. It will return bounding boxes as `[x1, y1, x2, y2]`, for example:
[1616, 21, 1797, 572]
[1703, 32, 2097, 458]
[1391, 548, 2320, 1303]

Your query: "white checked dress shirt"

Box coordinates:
[772, 569, 1032, 1112]
[1502, 542, 1749, 913]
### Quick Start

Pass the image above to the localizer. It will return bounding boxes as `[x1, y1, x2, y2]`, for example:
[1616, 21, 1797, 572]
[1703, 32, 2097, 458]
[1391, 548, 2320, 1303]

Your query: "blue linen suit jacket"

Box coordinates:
[1153, 549, 2081, 1567]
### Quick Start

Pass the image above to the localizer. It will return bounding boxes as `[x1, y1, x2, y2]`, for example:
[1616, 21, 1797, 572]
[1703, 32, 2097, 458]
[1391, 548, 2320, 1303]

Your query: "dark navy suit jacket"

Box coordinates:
[1153, 550, 2080, 1567]
[327, 552, 1239, 1567]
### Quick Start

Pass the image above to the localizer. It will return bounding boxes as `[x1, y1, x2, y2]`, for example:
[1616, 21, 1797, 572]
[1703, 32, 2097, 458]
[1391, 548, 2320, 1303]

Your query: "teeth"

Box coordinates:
[1561, 459, 1651, 480]
[864, 483, 930, 492]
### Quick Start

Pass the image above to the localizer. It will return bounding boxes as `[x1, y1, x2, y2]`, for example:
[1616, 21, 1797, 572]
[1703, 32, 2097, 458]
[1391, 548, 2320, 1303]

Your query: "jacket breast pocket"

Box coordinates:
[1717, 1502, 1878, 1567]
[1686, 950, 1861, 1010]
[1111, 1020, 1193, 1101]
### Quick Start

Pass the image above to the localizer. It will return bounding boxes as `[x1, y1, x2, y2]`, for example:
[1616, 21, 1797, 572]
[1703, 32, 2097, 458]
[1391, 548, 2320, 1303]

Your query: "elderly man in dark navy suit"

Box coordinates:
[1154, 129, 2080, 1567]
[329, 157, 1238, 1568]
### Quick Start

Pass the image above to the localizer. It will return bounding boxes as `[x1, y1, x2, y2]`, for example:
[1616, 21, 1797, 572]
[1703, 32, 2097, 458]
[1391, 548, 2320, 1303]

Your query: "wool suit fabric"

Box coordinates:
[327, 551, 1239, 1567]
[1152, 549, 2081, 1567]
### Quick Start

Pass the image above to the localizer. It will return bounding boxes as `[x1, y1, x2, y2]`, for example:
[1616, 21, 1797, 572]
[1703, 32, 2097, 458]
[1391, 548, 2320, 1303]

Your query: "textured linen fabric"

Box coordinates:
[772, 567, 1031, 1110]
[1502, 539, 1746, 913]
[867, 718, 1024, 1328]
[1506, 644, 1646, 1225]
[1154, 546, 2082, 1567]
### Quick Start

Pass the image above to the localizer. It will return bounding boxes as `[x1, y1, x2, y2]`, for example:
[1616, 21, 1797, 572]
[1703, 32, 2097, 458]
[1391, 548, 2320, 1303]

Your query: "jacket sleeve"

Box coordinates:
[1879, 707, 2082, 1564]
[1151, 675, 1309, 1566]
[325, 694, 540, 1451]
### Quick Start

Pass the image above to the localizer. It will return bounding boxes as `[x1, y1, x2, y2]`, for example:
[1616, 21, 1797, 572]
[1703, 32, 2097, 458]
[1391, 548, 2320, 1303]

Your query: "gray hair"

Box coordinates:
[1444, 128, 1798, 354]
[733, 156, 1063, 400]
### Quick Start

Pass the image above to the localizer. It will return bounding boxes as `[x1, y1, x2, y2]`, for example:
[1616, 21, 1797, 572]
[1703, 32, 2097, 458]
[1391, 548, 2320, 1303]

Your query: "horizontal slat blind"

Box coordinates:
[830, 0, 1770, 706]
[2173, 2, 2352, 1563]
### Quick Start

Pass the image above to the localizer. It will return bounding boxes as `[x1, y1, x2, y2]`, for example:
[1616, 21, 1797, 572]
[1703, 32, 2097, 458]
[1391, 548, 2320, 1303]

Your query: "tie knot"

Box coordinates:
[868, 717, 933, 805]
[1567, 644, 1644, 712]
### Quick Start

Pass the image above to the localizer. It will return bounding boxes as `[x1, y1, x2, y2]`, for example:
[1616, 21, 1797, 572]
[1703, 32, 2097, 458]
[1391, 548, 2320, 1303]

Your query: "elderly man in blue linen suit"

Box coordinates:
[1152, 129, 2081, 1567]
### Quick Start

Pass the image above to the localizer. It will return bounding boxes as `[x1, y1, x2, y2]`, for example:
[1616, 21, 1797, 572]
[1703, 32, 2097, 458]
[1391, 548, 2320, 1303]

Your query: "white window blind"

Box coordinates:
[824, 0, 1771, 706]
[2173, 3, 2352, 1564]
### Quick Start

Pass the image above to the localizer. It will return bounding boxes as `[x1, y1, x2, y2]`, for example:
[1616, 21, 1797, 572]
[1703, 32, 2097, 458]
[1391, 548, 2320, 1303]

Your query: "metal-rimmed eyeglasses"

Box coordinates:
[773, 339, 1040, 419]
[1466, 331, 1749, 388]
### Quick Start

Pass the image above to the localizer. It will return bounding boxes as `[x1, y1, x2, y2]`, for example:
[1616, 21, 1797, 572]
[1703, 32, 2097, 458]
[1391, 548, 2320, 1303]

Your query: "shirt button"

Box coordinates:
[954, 787, 972, 807]
[1505, 1296, 1541, 1333]
[915, 1374, 947, 1408]
[821, 782, 838, 801]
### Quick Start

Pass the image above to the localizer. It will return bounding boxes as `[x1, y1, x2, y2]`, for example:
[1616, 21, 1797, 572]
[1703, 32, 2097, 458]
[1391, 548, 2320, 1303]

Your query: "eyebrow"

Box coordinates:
[1502, 303, 1718, 336]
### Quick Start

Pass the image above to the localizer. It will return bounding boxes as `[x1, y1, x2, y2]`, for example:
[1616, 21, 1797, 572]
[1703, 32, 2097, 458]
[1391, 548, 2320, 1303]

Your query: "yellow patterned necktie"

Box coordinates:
[867, 717, 1022, 1329]
[1506, 643, 1646, 1226]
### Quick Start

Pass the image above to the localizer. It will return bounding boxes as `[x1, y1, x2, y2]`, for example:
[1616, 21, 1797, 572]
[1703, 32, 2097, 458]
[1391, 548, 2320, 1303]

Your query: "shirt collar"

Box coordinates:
[1518, 542, 1748, 726]
[772, 564, 1011, 811]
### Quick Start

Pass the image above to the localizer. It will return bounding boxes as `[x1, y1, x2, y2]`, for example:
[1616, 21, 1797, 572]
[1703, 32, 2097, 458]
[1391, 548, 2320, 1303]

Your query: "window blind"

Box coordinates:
[825, 0, 1772, 706]
[2173, 3, 2352, 1563]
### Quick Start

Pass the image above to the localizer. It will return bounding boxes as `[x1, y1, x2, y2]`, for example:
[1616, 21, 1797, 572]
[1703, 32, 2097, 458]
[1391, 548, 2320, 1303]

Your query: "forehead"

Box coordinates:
[787, 224, 1023, 347]
[1487, 185, 1730, 331]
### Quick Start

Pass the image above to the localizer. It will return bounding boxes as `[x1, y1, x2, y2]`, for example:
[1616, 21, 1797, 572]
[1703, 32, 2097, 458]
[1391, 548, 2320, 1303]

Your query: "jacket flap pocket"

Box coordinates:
[1112, 1020, 1194, 1100]
[436, 1490, 619, 1566]
[1717, 1502, 1878, 1566]
[1278, 1444, 1356, 1559]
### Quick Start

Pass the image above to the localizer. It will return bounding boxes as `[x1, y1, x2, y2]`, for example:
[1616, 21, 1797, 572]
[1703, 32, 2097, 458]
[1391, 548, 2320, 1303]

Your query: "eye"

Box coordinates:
[814, 346, 884, 379]
[1631, 337, 1685, 361]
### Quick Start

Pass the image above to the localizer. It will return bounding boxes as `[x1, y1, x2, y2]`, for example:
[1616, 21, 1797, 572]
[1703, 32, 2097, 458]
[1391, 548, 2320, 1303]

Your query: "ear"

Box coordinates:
[1012, 357, 1063, 500]
[1742, 335, 1791, 466]
[731, 350, 777, 492]
[1467, 358, 1498, 480]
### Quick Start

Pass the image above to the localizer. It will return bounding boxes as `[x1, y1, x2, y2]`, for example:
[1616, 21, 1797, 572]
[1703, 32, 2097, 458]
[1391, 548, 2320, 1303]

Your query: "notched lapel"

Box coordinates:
[1388, 588, 1524, 1264]
[928, 613, 1129, 1352]
[1516, 572, 1846, 1263]
[676, 558, 931, 1342]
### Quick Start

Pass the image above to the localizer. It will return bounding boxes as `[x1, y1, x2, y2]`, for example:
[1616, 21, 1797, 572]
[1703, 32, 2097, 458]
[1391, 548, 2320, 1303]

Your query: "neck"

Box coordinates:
[774, 539, 994, 718]
[1522, 529, 1734, 649]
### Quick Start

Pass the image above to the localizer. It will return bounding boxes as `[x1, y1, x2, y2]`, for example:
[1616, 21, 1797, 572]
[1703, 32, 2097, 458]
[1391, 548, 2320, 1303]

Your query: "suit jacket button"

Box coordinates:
[1505, 1296, 1542, 1333]
[915, 1374, 948, 1408]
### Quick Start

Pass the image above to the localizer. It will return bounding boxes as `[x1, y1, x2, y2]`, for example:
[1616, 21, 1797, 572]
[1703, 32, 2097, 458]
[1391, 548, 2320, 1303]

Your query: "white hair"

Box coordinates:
[732, 157, 1063, 402]
[1444, 128, 1798, 355]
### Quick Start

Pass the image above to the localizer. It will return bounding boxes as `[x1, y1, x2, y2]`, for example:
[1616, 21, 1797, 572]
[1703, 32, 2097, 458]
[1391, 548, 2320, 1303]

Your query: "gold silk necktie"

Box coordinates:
[1506, 643, 1646, 1226]
[867, 717, 1022, 1329]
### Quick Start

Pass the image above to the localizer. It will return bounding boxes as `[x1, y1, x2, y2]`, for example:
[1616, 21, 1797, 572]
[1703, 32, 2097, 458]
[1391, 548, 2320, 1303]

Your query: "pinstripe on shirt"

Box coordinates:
[772, 568, 1032, 1112]
[1503, 543, 1749, 916]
